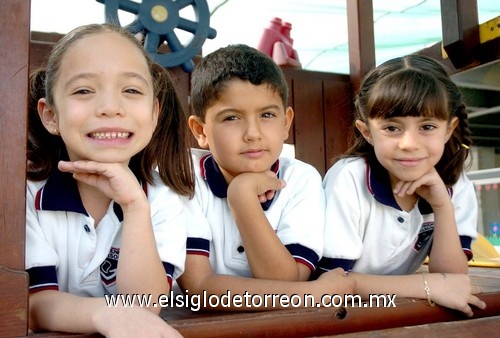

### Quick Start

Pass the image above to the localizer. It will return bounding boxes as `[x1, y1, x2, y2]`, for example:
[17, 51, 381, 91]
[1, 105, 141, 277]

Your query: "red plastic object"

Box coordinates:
[257, 17, 301, 67]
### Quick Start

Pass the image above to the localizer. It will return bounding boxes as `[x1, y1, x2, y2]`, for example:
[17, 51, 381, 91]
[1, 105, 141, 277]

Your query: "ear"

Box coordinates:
[283, 107, 294, 140]
[37, 98, 59, 135]
[188, 115, 209, 149]
[445, 117, 459, 142]
[355, 119, 372, 144]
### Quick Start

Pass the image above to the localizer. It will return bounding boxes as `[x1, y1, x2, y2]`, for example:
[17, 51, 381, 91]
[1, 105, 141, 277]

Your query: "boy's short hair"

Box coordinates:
[190, 44, 289, 121]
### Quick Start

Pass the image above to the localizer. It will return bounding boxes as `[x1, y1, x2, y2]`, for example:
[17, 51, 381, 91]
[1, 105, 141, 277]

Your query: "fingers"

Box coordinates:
[58, 160, 104, 174]
[458, 296, 485, 317]
[458, 304, 474, 317]
[258, 194, 267, 203]
[258, 190, 276, 203]
[257, 171, 286, 201]
[471, 285, 483, 295]
[393, 180, 412, 196]
[469, 295, 487, 310]
[57, 160, 77, 173]
[264, 171, 286, 189]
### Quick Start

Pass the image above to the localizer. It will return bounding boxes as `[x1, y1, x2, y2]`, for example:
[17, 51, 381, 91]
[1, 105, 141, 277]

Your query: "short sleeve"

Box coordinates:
[452, 172, 478, 258]
[273, 159, 325, 269]
[25, 180, 60, 291]
[148, 180, 188, 282]
[321, 159, 365, 264]
[184, 192, 213, 257]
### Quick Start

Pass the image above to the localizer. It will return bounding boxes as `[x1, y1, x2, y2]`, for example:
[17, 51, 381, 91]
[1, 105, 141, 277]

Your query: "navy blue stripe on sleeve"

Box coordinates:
[26, 266, 59, 293]
[162, 262, 175, 289]
[186, 237, 210, 257]
[285, 243, 320, 271]
[460, 235, 473, 260]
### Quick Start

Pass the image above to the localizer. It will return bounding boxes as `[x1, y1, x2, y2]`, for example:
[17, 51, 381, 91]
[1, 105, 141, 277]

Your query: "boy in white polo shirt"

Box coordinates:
[177, 44, 353, 310]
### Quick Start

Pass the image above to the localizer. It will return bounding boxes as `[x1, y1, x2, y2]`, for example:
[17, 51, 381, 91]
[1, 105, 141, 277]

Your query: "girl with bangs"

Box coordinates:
[317, 55, 487, 316]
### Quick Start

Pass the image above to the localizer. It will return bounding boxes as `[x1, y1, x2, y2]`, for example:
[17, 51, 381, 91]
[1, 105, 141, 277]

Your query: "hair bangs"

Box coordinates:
[366, 69, 449, 120]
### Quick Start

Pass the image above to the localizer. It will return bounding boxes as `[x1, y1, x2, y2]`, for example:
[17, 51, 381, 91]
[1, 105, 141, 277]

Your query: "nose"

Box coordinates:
[398, 130, 419, 150]
[243, 120, 263, 142]
[96, 92, 124, 117]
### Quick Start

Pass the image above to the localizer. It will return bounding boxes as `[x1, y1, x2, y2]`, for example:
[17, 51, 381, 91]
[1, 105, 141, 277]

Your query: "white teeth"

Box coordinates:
[91, 132, 130, 139]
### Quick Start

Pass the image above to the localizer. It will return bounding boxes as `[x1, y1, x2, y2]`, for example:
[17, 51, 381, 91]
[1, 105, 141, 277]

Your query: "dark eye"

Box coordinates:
[73, 88, 92, 95]
[124, 88, 142, 94]
[262, 111, 276, 118]
[385, 125, 398, 132]
[422, 124, 436, 131]
[223, 115, 238, 122]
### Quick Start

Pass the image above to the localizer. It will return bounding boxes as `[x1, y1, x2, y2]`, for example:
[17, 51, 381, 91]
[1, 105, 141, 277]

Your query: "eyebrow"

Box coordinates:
[63, 71, 150, 89]
[214, 104, 282, 116]
[260, 104, 282, 111]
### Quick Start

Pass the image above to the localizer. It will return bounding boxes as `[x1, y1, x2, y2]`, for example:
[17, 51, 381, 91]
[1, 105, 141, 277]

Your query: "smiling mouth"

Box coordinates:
[397, 158, 422, 166]
[89, 132, 131, 139]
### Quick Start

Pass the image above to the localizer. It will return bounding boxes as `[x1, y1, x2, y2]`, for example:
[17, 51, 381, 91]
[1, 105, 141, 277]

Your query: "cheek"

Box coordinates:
[209, 126, 232, 143]
[372, 139, 394, 161]
[371, 135, 392, 150]
[431, 142, 446, 157]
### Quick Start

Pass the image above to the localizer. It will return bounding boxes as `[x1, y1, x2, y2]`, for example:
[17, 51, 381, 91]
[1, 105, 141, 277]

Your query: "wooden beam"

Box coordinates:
[347, 0, 375, 94]
[0, 0, 30, 336]
[440, 0, 479, 69]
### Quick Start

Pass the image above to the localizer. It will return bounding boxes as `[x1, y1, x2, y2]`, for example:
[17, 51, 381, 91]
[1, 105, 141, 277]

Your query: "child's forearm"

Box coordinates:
[351, 273, 427, 299]
[117, 198, 169, 310]
[30, 290, 180, 336]
[428, 203, 468, 273]
[180, 273, 350, 311]
[29, 290, 109, 333]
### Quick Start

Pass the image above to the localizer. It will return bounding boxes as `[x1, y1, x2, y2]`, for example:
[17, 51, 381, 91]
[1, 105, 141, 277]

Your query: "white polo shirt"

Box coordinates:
[318, 157, 477, 275]
[185, 148, 325, 277]
[26, 168, 186, 296]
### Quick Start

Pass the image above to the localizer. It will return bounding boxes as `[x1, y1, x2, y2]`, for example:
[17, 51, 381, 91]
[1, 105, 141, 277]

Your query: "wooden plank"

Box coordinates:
[167, 292, 500, 338]
[323, 77, 352, 171]
[347, 0, 375, 93]
[0, 267, 29, 337]
[290, 76, 326, 175]
[0, 0, 30, 336]
[336, 315, 500, 337]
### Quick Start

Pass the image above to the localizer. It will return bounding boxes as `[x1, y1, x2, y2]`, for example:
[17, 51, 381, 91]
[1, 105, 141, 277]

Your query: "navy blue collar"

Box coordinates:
[35, 166, 146, 222]
[200, 154, 280, 211]
[365, 157, 450, 214]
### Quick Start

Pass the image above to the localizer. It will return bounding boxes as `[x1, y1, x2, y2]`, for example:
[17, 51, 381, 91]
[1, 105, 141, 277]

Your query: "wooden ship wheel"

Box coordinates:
[96, 0, 217, 72]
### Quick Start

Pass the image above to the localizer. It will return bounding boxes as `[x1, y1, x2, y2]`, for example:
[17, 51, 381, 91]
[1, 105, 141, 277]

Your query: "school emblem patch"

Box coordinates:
[101, 247, 119, 286]
[414, 222, 434, 252]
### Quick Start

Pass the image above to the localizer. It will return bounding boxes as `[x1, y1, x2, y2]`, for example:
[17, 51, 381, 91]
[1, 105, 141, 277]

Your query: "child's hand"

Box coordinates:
[58, 160, 145, 207]
[96, 306, 183, 338]
[427, 273, 486, 317]
[316, 268, 355, 297]
[228, 170, 286, 204]
[393, 167, 450, 209]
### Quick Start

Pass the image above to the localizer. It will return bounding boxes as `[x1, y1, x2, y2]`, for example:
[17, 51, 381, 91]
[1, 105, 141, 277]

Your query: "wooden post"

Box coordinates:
[0, 0, 30, 337]
[440, 0, 479, 69]
[347, 0, 376, 94]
